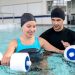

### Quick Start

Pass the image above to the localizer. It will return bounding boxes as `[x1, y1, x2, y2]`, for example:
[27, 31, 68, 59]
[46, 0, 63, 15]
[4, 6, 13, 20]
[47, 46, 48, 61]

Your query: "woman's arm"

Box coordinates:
[39, 37, 64, 54]
[1, 39, 17, 65]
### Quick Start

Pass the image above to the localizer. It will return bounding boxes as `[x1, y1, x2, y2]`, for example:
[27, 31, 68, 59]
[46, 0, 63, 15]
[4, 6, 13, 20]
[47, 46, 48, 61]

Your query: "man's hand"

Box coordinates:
[61, 40, 70, 48]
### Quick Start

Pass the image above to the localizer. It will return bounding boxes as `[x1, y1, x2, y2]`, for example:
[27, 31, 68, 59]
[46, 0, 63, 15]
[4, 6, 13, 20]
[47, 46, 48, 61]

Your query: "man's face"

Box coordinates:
[51, 17, 64, 32]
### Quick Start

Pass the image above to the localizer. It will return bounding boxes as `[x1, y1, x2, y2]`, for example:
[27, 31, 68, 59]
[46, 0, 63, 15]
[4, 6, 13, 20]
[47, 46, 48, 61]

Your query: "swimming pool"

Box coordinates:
[0, 25, 75, 75]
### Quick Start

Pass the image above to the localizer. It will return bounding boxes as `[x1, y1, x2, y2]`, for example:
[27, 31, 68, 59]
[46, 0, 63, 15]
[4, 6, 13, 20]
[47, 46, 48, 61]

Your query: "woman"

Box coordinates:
[1, 13, 64, 66]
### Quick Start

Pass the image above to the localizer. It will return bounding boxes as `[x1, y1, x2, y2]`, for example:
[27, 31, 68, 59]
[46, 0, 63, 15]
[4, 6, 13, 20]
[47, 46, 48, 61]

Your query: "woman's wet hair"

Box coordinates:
[21, 13, 36, 27]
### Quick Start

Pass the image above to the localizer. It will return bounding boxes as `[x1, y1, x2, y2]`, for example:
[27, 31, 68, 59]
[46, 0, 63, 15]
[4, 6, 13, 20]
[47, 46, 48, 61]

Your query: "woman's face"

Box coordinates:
[22, 21, 36, 38]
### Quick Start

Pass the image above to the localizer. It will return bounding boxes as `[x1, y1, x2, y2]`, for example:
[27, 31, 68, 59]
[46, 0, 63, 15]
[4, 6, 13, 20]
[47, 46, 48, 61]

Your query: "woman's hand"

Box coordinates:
[1, 54, 10, 66]
[1, 40, 17, 66]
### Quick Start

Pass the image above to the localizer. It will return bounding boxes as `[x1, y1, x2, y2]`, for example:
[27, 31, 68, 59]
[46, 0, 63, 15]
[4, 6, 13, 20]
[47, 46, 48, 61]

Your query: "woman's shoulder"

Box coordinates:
[11, 39, 17, 43]
[9, 39, 17, 47]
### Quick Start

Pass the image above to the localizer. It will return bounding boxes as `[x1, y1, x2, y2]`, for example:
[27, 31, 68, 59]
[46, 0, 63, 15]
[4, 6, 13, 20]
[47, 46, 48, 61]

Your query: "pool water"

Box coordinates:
[0, 26, 75, 75]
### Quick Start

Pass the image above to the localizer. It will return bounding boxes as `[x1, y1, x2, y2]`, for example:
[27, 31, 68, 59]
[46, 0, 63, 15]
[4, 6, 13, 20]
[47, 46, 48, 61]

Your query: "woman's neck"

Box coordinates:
[21, 35, 34, 40]
[20, 35, 35, 45]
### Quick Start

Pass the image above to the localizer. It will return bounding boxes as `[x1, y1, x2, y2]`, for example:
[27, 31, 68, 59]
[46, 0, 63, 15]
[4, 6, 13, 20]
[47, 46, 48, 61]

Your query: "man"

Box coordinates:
[40, 7, 75, 50]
